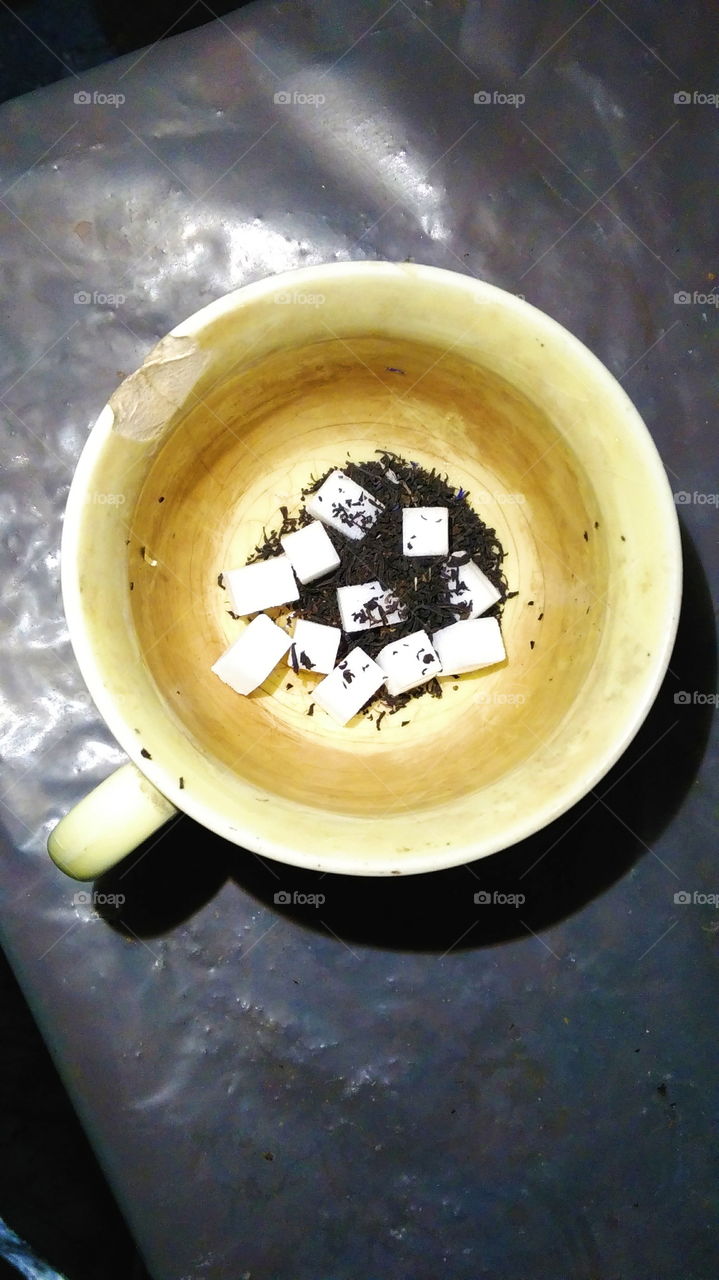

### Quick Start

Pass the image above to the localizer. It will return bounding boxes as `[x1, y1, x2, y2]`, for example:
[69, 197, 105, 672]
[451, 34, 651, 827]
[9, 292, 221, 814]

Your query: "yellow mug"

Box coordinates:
[48, 262, 681, 880]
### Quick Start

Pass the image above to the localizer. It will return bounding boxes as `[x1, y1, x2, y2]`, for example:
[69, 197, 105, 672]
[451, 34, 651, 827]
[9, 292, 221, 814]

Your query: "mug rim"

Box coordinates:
[61, 261, 683, 875]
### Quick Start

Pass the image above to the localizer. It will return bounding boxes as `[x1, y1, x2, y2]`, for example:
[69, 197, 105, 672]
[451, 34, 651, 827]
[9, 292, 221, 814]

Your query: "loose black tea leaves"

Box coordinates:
[244, 451, 510, 715]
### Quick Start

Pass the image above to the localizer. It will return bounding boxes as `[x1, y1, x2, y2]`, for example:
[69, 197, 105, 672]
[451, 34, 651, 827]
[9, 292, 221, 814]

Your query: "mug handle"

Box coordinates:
[48, 762, 178, 881]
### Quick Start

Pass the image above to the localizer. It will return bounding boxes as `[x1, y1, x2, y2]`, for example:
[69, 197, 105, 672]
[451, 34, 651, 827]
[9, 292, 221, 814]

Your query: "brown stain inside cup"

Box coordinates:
[129, 336, 606, 816]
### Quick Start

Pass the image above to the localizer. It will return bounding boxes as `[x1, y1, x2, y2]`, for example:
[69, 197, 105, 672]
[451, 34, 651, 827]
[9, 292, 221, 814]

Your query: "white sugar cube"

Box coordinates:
[280, 520, 341, 585]
[305, 469, 383, 541]
[376, 629, 442, 697]
[287, 618, 341, 674]
[441, 551, 501, 619]
[313, 646, 385, 725]
[225, 554, 299, 616]
[402, 506, 449, 557]
[432, 617, 506, 675]
[337, 580, 406, 632]
[211, 614, 291, 695]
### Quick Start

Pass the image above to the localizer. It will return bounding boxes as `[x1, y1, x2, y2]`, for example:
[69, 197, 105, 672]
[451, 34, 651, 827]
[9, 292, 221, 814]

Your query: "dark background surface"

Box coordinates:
[0, 7, 254, 1279]
[0, 1, 717, 1278]
[0, 0, 250, 104]
[0, 948, 150, 1279]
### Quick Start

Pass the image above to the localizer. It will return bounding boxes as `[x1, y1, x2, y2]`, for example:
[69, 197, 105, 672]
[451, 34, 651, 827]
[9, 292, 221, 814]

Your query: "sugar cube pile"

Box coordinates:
[211, 467, 508, 724]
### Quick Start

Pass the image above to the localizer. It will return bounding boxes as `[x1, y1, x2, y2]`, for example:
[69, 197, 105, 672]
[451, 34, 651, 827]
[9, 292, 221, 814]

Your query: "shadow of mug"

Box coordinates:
[96, 521, 715, 951]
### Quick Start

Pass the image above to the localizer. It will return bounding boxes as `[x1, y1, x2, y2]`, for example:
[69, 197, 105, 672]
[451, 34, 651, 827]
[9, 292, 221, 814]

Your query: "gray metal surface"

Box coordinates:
[1, 3, 718, 1277]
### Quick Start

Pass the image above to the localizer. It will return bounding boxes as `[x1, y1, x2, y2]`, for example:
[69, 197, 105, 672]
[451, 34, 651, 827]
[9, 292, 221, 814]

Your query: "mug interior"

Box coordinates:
[130, 335, 606, 816]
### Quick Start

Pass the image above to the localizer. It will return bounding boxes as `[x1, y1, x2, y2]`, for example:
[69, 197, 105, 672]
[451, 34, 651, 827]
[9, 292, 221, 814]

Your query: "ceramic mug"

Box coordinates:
[48, 262, 681, 880]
